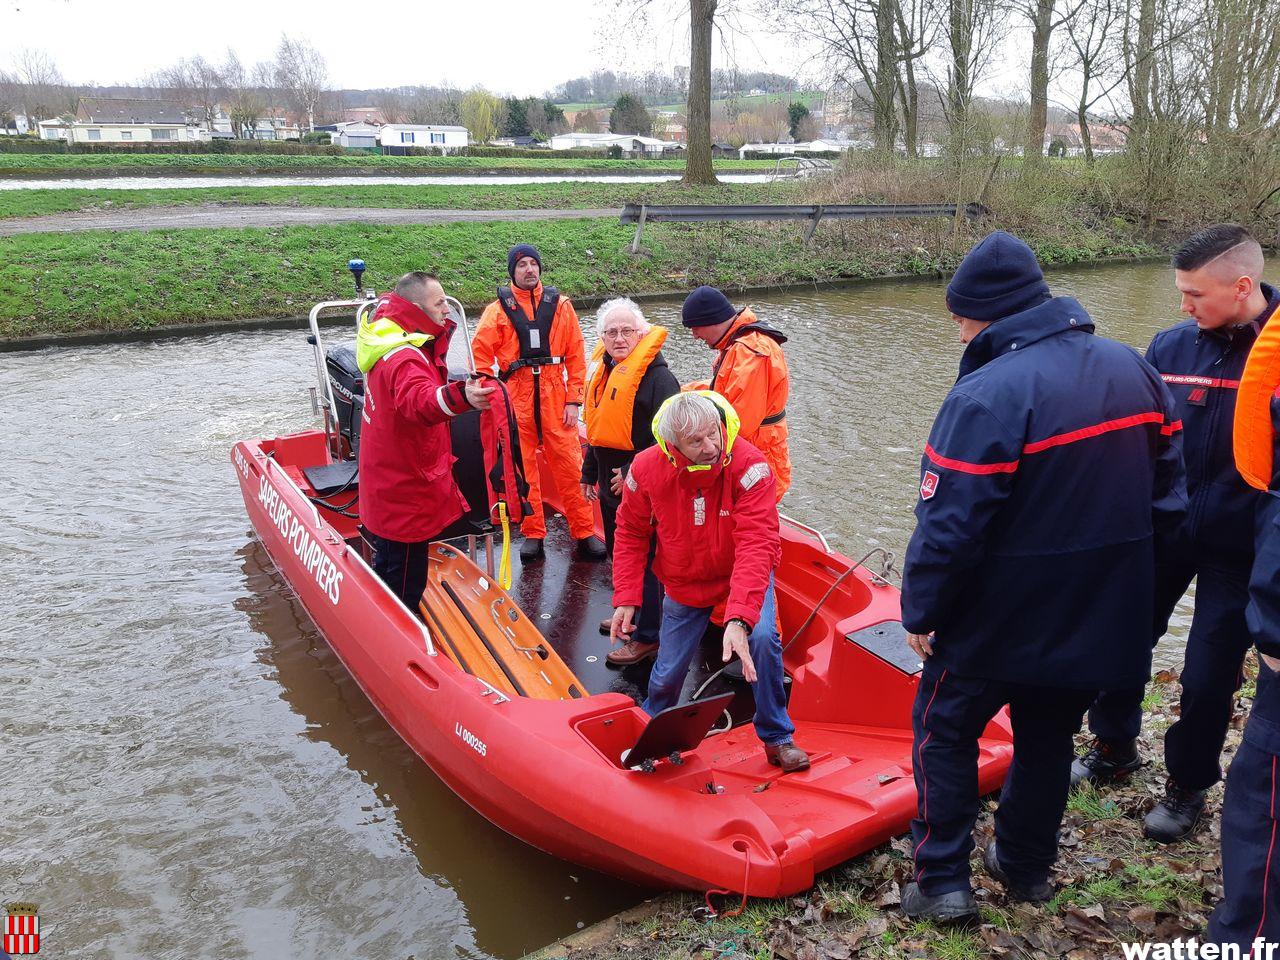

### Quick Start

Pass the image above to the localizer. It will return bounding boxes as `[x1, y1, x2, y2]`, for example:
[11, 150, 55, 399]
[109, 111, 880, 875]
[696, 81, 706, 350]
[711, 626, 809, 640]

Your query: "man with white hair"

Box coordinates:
[608, 391, 809, 772]
[581, 297, 680, 666]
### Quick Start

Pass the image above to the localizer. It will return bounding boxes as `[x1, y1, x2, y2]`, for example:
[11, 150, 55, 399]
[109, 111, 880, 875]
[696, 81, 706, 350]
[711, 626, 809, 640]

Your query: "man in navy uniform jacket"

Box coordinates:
[1073, 225, 1279, 846]
[899, 231, 1187, 922]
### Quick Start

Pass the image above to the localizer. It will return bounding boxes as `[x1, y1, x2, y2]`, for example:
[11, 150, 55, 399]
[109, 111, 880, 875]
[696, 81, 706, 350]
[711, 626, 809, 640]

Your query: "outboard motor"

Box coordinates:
[325, 343, 364, 458]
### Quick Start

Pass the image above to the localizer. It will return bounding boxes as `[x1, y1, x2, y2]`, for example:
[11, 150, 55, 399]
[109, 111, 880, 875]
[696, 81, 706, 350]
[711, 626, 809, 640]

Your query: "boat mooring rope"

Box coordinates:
[703, 848, 752, 918]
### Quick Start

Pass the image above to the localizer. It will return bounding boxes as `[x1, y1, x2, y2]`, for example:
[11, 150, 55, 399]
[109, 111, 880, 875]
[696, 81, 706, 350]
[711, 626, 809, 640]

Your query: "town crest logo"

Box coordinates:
[3, 902, 39, 955]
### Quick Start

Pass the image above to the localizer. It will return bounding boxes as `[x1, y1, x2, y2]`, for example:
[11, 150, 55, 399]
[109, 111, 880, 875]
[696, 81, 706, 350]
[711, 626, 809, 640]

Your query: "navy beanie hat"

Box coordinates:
[946, 231, 1051, 323]
[507, 243, 542, 280]
[681, 285, 738, 328]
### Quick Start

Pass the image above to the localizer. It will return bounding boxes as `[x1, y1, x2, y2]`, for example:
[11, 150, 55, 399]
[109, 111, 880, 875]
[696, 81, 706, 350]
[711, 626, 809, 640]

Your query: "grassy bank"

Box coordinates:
[0, 180, 806, 220]
[529, 664, 1245, 960]
[0, 153, 771, 177]
[0, 213, 1152, 339]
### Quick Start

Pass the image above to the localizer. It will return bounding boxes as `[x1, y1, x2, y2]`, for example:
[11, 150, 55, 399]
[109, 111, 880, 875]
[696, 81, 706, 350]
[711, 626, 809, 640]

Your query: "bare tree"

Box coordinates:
[373, 88, 407, 125]
[153, 55, 223, 132]
[1057, 0, 1127, 160]
[10, 48, 70, 126]
[927, 0, 1008, 155]
[223, 51, 265, 138]
[275, 34, 327, 132]
[1017, 0, 1087, 161]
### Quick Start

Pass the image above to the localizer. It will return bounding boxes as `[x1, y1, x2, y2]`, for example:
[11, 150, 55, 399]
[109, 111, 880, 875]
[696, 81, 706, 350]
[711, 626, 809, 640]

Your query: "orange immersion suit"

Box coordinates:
[690, 308, 793, 501]
[472, 283, 596, 540]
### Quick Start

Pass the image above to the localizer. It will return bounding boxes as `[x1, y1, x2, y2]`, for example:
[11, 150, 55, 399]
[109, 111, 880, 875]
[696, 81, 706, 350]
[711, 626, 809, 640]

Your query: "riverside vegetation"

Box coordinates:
[0, 151, 1272, 339]
[528, 662, 1251, 960]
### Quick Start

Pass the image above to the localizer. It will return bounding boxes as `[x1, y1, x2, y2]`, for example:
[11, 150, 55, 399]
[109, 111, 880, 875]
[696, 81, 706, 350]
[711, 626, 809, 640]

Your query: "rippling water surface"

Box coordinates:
[0, 258, 1215, 958]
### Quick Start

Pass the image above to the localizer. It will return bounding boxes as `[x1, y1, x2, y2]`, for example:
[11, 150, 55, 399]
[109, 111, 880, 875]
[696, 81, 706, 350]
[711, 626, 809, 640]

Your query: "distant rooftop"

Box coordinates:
[77, 97, 188, 125]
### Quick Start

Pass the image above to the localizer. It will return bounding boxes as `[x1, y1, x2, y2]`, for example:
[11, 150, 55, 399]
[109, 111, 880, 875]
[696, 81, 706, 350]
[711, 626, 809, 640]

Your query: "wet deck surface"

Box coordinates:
[448, 515, 730, 708]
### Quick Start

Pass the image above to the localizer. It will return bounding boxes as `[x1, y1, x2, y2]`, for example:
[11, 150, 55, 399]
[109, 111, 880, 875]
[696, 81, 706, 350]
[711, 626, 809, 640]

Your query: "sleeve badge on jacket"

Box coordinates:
[920, 470, 940, 500]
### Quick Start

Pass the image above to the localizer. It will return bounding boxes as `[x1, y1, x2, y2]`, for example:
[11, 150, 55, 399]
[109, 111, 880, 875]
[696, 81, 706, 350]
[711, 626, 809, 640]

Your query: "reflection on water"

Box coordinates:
[0, 257, 1220, 958]
[0, 173, 772, 191]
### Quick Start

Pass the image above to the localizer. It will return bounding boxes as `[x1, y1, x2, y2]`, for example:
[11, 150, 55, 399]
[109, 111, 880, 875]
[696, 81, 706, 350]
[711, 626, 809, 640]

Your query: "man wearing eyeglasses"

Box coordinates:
[582, 297, 680, 665]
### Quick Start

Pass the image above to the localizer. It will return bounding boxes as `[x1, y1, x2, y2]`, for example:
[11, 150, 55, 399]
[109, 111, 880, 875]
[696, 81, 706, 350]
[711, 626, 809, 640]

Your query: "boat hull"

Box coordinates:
[232, 431, 1013, 896]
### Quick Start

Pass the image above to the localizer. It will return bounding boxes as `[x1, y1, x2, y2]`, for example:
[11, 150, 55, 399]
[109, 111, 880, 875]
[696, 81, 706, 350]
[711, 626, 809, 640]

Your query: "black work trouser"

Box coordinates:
[599, 484, 663, 645]
[910, 658, 1095, 896]
[366, 530, 430, 613]
[1087, 549, 1252, 791]
[1208, 658, 1280, 950]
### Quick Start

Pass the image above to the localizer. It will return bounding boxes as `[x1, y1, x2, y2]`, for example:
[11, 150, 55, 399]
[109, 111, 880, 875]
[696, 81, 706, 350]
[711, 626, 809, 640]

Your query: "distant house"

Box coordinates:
[37, 119, 71, 141]
[1044, 120, 1126, 157]
[548, 132, 678, 157]
[327, 121, 380, 149]
[490, 135, 547, 148]
[199, 109, 301, 141]
[66, 97, 195, 144]
[343, 106, 385, 125]
[379, 123, 469, 154]
[737, 138, 866, 158]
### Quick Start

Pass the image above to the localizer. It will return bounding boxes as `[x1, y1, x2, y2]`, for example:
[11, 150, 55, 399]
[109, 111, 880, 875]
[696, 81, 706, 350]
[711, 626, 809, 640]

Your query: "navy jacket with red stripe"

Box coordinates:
[1144, 283, 1277, 565]
[901, 296, 1187, 690]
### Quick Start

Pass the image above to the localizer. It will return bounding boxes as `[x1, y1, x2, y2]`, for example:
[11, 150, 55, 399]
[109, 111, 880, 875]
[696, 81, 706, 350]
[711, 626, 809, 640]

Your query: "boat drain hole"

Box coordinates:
[731, 839, 750, 853]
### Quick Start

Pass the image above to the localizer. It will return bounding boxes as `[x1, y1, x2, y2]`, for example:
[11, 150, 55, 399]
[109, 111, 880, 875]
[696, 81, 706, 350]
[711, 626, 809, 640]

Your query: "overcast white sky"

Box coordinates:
[0, 0, 817, 95]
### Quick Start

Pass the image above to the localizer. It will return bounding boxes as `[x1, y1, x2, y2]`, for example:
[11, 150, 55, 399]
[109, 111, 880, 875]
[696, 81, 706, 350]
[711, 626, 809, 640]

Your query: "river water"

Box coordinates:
[0, 173, 773, 191]
[0, 258, 1205, 959]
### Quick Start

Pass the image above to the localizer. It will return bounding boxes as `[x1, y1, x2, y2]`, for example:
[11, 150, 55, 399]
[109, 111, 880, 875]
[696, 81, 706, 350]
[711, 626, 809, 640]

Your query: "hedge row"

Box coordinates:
[0, 138, 346, 155]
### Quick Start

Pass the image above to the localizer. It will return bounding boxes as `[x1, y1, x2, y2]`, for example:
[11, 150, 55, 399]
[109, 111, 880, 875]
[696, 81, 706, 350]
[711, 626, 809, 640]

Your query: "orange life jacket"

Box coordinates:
[1235, 307, 1280, 491]
[584, 326, 668, 451]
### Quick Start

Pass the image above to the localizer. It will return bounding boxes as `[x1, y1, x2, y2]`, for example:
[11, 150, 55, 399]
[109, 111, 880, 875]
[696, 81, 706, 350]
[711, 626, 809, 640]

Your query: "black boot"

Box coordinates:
[900, 882, 977, 923]
[574, 535, 608, 561]
[1143, 779, 1206, 843]
[519, 537, 545, 562]
[983, 840, 1053, 902]
[1070, 738, 1141, 788]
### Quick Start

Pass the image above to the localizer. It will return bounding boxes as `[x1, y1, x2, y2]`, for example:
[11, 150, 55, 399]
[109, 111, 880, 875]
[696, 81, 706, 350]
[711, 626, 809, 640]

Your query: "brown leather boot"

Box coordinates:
[606, 640, 658, 667]
[764, 741, 810, 773]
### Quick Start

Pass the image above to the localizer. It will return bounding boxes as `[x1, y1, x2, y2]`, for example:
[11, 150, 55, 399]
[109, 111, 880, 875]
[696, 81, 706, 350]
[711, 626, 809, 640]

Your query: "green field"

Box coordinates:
[0, 153, 773, 177]
[0, 179, 806, 220]
[0, 210, 1153, 339]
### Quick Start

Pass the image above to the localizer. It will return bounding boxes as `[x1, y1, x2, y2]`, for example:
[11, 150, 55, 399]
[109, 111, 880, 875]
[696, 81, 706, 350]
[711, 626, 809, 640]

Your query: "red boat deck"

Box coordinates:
[233, 427, 1015, 896]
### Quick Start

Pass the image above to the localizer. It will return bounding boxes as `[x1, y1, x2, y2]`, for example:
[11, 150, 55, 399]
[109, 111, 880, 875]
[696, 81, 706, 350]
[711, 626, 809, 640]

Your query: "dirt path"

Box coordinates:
[0, 204, 624, 235]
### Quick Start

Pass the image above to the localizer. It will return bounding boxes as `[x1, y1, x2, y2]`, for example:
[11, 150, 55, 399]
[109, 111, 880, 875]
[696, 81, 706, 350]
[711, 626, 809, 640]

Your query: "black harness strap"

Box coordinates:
[710, 318, 789, 427]
[497, 284, 561, 441]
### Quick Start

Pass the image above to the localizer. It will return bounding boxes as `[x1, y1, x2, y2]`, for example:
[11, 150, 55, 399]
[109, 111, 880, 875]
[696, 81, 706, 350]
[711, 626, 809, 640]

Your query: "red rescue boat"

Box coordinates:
[232, 271, 1013, 897]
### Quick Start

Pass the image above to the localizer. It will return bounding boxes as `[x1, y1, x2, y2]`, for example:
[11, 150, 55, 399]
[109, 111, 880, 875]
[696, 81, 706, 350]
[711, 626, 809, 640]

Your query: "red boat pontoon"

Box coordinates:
[232, 273, 1013, 897]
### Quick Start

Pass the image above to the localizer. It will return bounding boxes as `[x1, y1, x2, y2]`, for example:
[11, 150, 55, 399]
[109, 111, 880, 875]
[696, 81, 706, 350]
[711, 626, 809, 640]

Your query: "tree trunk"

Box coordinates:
[949, 0, 973, 141]
[1077, 97, 1093, 161]
[873, 0, 899, 153]
[683, 0, 719, 186]
[1025, 0, 1055, 162]
[897, 69, 919, 157]
[1129, 0, 1156, 135]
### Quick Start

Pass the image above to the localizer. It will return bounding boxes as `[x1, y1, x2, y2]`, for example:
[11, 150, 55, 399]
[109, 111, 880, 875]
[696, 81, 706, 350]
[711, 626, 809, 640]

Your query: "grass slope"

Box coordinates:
[0, 180, 806, 220]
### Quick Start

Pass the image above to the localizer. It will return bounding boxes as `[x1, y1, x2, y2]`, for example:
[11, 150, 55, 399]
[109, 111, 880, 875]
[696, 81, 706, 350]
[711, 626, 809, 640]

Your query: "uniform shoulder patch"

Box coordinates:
[625, 471, 638, 492]
[920, 470, 940, 500]
[740, 462, 772, 491]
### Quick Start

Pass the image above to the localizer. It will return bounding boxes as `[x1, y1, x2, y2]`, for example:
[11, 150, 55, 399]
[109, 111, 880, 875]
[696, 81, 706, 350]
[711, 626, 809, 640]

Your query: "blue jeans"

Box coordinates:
[641, 576, 795, 746]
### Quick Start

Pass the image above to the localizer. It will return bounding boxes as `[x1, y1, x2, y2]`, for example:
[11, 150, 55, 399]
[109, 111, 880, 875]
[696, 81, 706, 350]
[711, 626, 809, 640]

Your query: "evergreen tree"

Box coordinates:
[787, 102, 811, 140]
[609, 93, 652, 136]
[502, 97, 531, 137]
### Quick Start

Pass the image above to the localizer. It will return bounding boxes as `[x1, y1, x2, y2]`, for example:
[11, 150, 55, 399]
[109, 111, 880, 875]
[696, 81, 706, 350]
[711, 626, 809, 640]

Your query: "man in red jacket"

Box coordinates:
[356, 271, 493, 609]
[609, 391, 809, 772]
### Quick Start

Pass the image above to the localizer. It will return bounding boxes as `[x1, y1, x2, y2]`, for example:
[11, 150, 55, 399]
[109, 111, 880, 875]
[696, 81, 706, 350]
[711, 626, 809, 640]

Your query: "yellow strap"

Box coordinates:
[498, 502, 512, 589]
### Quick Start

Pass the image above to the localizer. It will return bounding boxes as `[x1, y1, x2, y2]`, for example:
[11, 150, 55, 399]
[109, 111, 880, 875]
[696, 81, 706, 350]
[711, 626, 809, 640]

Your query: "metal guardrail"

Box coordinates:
[620, 201, 989, 251]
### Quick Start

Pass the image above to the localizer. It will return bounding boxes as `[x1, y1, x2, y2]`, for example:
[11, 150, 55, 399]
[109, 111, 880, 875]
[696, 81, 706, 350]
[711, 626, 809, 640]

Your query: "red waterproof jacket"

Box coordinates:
[612, 426, 781, 627]
[357, 293, 472, 543]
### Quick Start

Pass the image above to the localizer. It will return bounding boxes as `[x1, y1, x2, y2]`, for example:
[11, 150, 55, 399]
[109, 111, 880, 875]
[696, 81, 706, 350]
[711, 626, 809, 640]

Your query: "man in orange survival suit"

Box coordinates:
[681, 286, 792, 501]
[473, 244, 608, 562]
